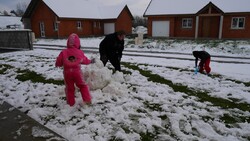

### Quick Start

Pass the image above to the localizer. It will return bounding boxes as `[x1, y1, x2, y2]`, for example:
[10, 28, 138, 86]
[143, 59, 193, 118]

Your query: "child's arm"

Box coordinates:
[55, 52, 63, 67]
[80, 52, 92, 65]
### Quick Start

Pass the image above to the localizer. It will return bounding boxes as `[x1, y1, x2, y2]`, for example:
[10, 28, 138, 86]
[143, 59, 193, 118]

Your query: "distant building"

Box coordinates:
[0, 16, 23, 30]
[144, 0, 250, 39]
[22, 0, 134, 38]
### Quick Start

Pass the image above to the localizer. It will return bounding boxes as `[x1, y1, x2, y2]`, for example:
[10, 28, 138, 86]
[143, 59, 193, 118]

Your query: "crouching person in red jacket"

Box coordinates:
[193, 51, 211, 75]
[55, 33, 95, 106]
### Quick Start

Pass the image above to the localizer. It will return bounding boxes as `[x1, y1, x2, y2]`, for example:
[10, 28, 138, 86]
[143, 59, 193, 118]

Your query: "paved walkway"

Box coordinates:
[0, 101, 66, 141]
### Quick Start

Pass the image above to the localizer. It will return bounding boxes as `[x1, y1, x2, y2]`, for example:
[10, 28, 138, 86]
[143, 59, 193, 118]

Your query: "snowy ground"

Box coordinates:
[1, 37, 250, 141]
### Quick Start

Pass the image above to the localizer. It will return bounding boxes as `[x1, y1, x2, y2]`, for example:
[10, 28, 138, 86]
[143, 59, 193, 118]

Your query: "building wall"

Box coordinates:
[115, 8, 132, 34]
[31, 1, 98, 38]
[173, 16, 196, 38]
[58, 19, 95, 37]
[147, 13, 250, 39]
[147, 16, 196, 38]
[198, 16, 220, 38]
[222, 14, 250, 39]
[30, 1, 132, 38]
[92, 20, 102, 36]
[31, 1, 58, 38]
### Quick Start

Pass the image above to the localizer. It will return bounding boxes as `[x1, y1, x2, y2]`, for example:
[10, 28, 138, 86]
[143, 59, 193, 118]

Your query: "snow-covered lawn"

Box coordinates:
[0, 38, 250, 141]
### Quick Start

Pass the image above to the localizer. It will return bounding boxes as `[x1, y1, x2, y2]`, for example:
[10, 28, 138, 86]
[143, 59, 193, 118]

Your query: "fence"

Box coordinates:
[0, 30, 33, 50]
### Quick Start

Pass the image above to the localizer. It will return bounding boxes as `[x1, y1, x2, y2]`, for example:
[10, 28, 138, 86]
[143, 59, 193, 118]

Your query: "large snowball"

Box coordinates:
[83, 59, 112, 90]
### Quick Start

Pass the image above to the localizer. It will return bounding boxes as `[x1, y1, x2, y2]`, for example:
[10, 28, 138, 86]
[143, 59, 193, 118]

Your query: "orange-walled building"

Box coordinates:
[22, 0, 133, 38]
[144, 0, 250, 39]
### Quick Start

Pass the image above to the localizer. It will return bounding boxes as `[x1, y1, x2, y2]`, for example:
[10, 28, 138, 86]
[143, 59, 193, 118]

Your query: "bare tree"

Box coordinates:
[16, 2, 28, 17]
[132, 15, 147, 28]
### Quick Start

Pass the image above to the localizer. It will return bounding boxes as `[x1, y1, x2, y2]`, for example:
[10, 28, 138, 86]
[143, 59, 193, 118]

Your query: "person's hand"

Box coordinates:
[91, 58, 95, 64]
[194, 66, 199, 74]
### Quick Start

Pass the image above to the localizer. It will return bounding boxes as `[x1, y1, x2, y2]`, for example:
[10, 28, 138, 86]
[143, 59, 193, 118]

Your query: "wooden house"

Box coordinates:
[22, 0, 133, 38]
[144, 0, 250, 39]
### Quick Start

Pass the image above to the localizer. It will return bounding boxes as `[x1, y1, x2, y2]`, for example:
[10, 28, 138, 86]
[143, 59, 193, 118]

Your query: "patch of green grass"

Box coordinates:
[0, 64, 13, 74]
[220, 114, 238, 125]
[226, 78, 250, 87]
[0, 57, 17, 62]
[207, 40, 222, 48]
[143, 101, 163, 112]
[139, 131, 156, 141]
[119, 124, 132, 134]
[222, 113, 250, 125]
[120, 68, 132, 75]
[244, 82, 250, 87]
[42, 115, 56, 125]
[126, 40, 135, 45]
[16, 69, 64, 85]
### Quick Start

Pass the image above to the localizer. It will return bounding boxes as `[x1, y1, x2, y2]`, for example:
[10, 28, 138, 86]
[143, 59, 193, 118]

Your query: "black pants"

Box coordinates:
[100, 54, 121, 71]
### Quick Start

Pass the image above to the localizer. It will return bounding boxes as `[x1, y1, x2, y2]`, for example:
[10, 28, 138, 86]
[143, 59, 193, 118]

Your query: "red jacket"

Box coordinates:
[55, 33, 91, 72]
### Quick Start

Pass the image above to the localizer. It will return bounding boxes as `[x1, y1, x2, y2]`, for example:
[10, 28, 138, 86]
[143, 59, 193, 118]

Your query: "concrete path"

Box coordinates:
[0, 101, 66, 141]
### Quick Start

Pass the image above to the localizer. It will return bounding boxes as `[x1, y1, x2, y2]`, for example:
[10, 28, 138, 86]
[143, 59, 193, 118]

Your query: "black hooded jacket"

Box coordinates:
[193, 51, 211, 67]
[99, 32, 124, 59]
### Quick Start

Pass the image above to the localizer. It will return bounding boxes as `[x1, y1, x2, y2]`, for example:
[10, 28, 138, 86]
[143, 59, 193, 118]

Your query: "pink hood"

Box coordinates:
[67, 33, 80, 49]
[55, 33, 91, 70]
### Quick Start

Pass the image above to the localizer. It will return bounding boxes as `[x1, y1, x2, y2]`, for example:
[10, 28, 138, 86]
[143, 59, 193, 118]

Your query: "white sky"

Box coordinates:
[0, 0, 30, 11]
[0, 0, 150, 16]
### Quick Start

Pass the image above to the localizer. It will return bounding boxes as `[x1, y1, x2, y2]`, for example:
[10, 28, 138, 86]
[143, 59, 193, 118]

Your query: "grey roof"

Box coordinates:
[43, 0, 126, 19]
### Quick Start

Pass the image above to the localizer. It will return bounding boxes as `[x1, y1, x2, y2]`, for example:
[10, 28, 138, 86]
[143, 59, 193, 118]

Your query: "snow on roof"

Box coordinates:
[99, 4, 126, 19]
[212, 0, 250, 13]
[43, 0, 125, 19]
[144, 0, 250, 16]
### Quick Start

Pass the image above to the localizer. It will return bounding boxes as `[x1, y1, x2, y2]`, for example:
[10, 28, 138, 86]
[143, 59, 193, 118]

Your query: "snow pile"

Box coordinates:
[32, 126, 54, 138]
[132, 26, 147, 34]
[83, 58, 112, 90]
[83, 58, 126, 95]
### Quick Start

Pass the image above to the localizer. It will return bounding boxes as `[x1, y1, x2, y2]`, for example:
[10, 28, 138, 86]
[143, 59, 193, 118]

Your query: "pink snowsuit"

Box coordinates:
[55, 33, 92, 106]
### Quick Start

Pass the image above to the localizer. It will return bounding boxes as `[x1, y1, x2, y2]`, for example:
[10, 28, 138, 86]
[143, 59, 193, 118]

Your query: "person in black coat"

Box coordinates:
[193, 51, 211, 74]
[99, 30, 125, 71]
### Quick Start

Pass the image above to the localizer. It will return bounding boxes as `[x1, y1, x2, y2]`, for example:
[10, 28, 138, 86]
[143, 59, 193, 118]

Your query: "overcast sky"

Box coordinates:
[0, 0, 150, 16]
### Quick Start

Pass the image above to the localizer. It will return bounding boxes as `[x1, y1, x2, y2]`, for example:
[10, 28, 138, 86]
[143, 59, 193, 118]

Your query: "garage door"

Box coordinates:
[104, 23, 115, 35]
[152, 21, 170, 37]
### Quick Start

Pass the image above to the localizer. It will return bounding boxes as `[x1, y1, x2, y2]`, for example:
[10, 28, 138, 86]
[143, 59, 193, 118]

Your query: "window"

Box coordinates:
[53, 21, 58, 31]
[39, 22, 45, 37]
[94, 21, 101, 29]
[98, 22, 101, 29]
[231, 17, 245, 29]
[182, 18, 192, 28]
[77, 21, 82, 29]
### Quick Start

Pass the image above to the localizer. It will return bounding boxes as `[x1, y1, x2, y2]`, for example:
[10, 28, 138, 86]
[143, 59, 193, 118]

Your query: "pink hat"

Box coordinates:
[67, 33, 80, 49]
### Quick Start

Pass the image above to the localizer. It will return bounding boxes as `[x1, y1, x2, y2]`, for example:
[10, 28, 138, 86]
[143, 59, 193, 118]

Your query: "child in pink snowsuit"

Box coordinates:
[55, 33, 94, 106]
